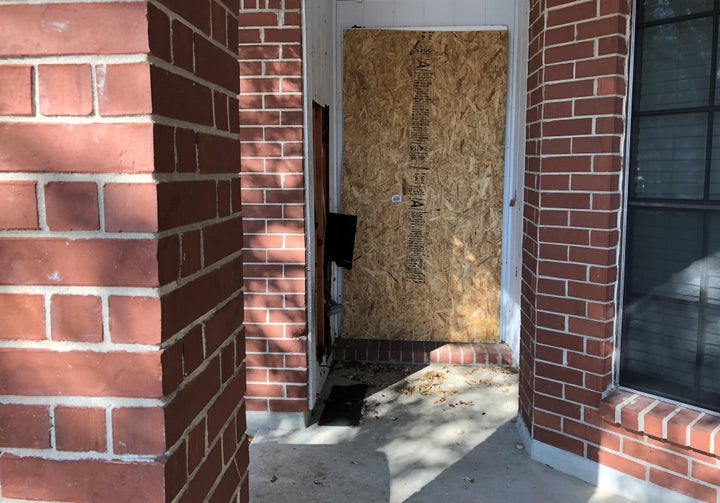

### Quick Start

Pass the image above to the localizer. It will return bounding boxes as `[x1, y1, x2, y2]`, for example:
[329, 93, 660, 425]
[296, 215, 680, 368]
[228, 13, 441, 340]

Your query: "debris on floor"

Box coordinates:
[250, 363, 634, 503]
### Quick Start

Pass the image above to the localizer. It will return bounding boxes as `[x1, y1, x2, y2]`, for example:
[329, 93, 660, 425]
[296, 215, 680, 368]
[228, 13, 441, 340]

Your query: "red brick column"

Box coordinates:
[151, 0, 247, 501]
[0, 1, 247, 501]
[239, 0, 309, 416]
[522, 2, 720, 501]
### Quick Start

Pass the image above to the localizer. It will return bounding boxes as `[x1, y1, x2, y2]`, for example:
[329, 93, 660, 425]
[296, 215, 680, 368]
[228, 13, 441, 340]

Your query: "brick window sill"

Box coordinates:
[600, 389, 720, 456]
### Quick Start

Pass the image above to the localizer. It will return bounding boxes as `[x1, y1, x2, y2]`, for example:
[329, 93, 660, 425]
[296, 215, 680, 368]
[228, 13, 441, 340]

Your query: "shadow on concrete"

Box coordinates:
[250, 363, 633, 503]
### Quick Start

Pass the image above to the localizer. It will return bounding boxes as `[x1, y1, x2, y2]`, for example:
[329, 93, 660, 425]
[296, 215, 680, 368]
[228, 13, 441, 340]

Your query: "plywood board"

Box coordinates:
[341, 29, 507, 342]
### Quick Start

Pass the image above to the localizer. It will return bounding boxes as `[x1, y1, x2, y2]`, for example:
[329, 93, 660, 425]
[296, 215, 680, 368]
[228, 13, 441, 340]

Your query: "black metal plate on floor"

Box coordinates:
[318, 384, 368, 427]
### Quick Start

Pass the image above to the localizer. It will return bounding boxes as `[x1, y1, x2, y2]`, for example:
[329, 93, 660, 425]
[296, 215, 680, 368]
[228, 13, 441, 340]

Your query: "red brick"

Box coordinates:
[175, 128, 198, 173]
[0, 66, 32, 115]
[165, 357, 221, 444]
[545, 79, 595, 101]
[211, 2, 228, 45]
[38, 64, 92, 116]
[0, 3, 149, 56]
[0, 349, 162, 398]
[618, 395, 656, 432]
[207, 370, 245, 443]
[689, 414, 720, 453]
[164, 443, 188, 502]
[158, 0, 211, 34]
[624, 439, 689, 475]
[536, 361, 584, 386]
[597, 76, 626, 95]
[45, 182, 99, 231]
[161, 269, 234, 342]
[187, 418, 207, 474]
[573, 172, 620, 191]
[238, 12, 278, 26]
[211, 443, 242, 503]
[667, 408, 703, 447]
[547, 1, 597, 27]
[113, 407, 165, 455]
[104, 183, 158, 233]
[154, 124, 175, 173]
[0, 404, 50, 448]
[148, 3, 171, 61]
[197, 133, 241, 173]
[692, 461, 720, 488]
[171, 20, 194, 72]
[268, 398, 306, 412]
[55, 406, 106, 452]
[0, 238, 157, 287]
[545, 41, 595, 65]
[98, 63, 152, 116]
[587, 446, 646, 480]
[179, 443, 223, 503]
[265, 94, 303, 109]
[0, 294, 44, 340]
[565, 420, 620, 450]
[649, 468, 716, 503]
[0, 456, 164, 503]
[599, 35, 628, 56]
[51, 295, 102, 343]
[281, 78, 302, 93]
[108, 296, 161, 344]
[156, 180, 216, 230]
[195, 35, 239, 92]
[0, 181, 38, 230]
[158, 234, 181, 286]
[0, 123, 153, 173]
[203, 216, 244, 265]
[238, 28, 262, 44]
[645, 402, 677, 438]
[181, 230, 202, 277]
[576, 56, 625, 78]
[534, 425, 585, 456]
[151, 67, 214, 126]
[214, 91, 230, 131]
[577, 15, 627, 40]
[264, 28, 302, 43]
[204, 295, 244, 355]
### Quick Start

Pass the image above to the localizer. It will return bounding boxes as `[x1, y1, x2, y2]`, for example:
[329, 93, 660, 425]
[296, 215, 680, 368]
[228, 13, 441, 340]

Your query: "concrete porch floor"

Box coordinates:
[249, 363, 634, 503]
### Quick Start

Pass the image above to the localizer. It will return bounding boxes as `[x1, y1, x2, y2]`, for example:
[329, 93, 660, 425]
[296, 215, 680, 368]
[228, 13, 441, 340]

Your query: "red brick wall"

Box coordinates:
[0, 1, 247, 501]
[151, 0, 247, 501]
[522, 2, 720, 501]
[239, 0, 309, 415]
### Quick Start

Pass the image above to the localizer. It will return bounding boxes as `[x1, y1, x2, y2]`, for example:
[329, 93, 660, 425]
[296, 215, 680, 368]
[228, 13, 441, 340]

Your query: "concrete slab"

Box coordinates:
[249, 363, 635, 503]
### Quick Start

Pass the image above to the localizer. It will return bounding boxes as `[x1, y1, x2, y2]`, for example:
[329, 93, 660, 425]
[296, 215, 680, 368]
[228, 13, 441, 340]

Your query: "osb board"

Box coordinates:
[341, 29, 507, 342]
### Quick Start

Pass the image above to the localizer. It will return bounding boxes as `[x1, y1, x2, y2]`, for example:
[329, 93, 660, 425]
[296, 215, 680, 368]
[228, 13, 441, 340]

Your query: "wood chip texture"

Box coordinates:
[342, 29, 508, 342]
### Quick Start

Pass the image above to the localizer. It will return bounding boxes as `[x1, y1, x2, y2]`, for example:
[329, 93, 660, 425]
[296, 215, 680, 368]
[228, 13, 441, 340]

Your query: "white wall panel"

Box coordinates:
[423, 1, 454, 26]
[363, 1, 395, 27]
[452, 0, 486, 24]
[393, 0, 425, 26]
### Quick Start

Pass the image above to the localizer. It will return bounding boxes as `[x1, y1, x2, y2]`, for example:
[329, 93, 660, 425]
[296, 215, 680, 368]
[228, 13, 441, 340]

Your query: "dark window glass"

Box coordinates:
[643, 0, 713, 22]
[633, 113, 707, 199]
[622, 3, 720, 412]
[638, 19, 712, 111]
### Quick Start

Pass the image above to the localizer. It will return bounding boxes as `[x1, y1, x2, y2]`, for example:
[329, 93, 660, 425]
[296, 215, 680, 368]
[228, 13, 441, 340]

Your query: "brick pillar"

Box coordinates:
[0, 1, 248, 502]
[239, 0, 309, 416]
[521, 3, 720, 501]
[520, 0, 629, 455]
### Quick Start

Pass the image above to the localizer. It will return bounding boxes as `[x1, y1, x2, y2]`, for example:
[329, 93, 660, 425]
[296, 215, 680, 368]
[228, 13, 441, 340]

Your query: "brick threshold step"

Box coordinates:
[333, 338, 513, 367]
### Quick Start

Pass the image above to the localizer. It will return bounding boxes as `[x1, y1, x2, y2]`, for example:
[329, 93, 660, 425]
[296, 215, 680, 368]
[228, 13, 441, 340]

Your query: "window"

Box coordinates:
[621, 0, 720, 412]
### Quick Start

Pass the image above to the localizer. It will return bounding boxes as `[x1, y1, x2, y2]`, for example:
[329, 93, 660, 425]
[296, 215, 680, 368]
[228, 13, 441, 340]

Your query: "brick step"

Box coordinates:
[333, 338, 513, 367]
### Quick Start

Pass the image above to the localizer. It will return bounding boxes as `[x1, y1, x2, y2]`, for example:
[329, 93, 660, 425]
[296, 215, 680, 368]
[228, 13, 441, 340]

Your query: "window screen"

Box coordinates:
[621, 1, 720, 412]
